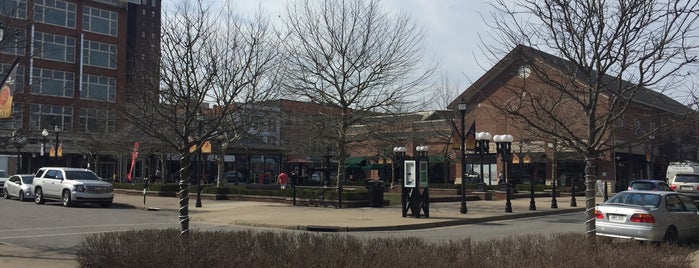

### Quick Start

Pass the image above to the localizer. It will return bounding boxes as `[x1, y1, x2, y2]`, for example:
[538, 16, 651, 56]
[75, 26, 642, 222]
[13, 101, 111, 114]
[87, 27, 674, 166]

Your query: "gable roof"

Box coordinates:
[450, 44, 691, 115]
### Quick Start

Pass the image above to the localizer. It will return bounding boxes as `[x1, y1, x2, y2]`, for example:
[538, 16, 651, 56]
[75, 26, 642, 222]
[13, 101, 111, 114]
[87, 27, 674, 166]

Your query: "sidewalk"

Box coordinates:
[115, 192, 592, 231]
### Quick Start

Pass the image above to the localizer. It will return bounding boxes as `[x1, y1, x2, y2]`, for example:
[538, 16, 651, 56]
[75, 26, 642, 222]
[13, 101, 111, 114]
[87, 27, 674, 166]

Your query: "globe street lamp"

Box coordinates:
[41, 129, 49, 167]
[415, 145, 430, 218]
[393, 146, 407, 188]
[458, 100, 468, 214]
[475, 132, 491, 192]
[494, 134, 514, 213]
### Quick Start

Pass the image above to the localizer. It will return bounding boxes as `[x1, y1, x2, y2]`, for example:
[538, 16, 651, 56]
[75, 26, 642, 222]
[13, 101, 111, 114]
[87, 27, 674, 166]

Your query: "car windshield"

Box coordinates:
[630, 182, 668, 190]
[65, 171, 99, 181]
[674, 174, 699, 183]
[21, 176, 33, 184]
[0, 171, 8, 177]
[606, 192, 661, 208]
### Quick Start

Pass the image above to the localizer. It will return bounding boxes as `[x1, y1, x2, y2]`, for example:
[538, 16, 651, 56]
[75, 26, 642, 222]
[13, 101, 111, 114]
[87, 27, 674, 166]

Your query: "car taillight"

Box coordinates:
[670, 185, 677, 190]
[630, 213, 655, 223]
[594, 209, 604, 219]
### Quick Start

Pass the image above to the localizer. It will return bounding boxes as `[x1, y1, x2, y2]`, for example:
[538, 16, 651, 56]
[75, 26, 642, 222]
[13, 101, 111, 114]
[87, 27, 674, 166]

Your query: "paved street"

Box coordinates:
[2, 192, 698, 267]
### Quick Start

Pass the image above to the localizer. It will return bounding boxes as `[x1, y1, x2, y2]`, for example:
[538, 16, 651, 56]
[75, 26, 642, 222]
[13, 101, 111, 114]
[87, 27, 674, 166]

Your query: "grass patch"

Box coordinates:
[76, 230, 693, 268]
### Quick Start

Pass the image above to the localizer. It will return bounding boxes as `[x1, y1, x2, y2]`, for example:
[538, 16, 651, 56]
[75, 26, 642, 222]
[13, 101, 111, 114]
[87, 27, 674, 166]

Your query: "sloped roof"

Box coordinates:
[450, 44, 691, 115]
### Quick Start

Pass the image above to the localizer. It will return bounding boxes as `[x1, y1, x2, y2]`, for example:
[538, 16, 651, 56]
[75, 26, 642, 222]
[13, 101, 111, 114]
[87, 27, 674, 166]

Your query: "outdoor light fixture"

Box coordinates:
[458, 100, 468, 214]
[494, 134, 514, 213]
[41, 129, 49, 167]
[393, 146, 407, 188]
[475, 132, 491, 192]
[415, 145, 429, 218]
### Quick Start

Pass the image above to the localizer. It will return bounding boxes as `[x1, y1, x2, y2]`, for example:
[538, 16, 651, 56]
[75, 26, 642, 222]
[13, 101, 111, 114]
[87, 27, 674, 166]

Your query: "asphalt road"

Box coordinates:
[342, 211, 585, 243]
[0, 196, 584, 254]
[1, 198, 697, 267]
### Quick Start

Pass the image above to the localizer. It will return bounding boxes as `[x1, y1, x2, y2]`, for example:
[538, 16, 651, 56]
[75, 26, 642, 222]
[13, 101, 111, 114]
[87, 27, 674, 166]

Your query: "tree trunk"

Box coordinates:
[178, 153, 192, 236]
[216, 151, 224, 188]
[584, 156, 596, 237]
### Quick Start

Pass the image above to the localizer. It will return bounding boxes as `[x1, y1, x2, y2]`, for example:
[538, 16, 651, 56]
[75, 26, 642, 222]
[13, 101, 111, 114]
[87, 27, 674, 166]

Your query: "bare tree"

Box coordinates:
[484, 0, 699, 236]
[428, 71, 463, 110]
[122, 0, 279, 235]
[280, 0, 434, 186]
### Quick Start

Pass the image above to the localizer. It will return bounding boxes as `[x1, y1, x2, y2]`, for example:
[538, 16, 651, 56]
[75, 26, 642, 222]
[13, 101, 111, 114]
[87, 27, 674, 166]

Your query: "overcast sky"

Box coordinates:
[233, 0, 497, 95]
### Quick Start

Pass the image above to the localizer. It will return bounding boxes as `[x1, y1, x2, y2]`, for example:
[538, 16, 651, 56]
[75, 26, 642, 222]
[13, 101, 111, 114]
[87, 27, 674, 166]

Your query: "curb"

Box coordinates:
[226, 207, 586, 232]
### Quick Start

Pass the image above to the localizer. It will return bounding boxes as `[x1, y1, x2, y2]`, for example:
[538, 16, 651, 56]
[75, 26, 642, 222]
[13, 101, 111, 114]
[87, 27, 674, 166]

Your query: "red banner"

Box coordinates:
[127, 142, 140, 182]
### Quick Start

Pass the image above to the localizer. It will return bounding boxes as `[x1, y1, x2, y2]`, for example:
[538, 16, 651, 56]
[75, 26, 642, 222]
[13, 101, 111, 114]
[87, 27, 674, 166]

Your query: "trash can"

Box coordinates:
[365, 180, 385, 207]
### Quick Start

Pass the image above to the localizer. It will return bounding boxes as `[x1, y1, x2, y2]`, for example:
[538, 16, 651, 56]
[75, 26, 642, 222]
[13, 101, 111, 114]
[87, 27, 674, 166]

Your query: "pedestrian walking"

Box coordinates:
[277, 171, 290, 189]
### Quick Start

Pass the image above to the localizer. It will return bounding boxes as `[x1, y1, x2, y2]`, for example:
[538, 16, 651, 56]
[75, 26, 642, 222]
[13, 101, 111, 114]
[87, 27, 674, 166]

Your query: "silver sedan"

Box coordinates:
[2, 174, 35, 202]
[595, 190, 699, 243]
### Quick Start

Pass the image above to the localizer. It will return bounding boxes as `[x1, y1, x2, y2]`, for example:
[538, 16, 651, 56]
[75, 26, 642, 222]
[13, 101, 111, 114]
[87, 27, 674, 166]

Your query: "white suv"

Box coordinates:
[33, 167, 114, 207]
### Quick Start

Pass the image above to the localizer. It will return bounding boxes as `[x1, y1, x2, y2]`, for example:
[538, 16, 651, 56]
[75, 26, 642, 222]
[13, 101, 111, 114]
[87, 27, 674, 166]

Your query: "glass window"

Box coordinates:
[678, 194, 698, 212]
[92, 0, 121, 7]
[29, 104, 73, 132]
[0, 0, 27, 19]
[674, 174, 699, 183]
[34, 32, 76, 63]
[665, 195, 684, 212]
[82, 6, 118, 36]
[82, 40, 117, 69]
[0, 28, 27, 56]
[32, 68, 74, 97]
[0, 64, 25, 92]
[81, 74, 116, 102]
[79, 108, 115, 133]
[34, 0, 76, 28]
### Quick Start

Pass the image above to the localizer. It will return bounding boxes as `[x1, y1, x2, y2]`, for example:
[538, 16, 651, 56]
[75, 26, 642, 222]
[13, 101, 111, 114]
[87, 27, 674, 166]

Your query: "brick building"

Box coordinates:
[0, 0, 161, 179]
[448, 45, 696, 192]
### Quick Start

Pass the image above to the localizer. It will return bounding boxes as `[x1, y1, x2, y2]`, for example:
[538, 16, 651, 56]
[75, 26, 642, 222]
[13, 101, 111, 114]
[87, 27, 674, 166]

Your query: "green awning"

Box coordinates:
[429, 155, 446, 163]
[344, 157, 367, 167]
[362, 164, 386, 170]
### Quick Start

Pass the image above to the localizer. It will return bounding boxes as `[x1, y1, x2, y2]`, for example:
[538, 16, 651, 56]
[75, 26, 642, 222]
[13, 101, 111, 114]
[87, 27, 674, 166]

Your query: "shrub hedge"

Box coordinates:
[76, 229, 693, 268]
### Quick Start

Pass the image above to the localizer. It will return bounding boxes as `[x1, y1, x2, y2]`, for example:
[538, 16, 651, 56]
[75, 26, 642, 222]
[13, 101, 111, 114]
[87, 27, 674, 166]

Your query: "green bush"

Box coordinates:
[77, 230, 693, 268]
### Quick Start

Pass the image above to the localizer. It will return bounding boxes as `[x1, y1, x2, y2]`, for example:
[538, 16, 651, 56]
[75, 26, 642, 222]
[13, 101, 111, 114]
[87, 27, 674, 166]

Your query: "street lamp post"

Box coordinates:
[41, 129, 48, 167]
[458, 100, 468, 214]
[393, 147, 406, 187]
[494, 134, 514, 213]
[415, 145, 430, 218]
[54, 125, 61, 166]
[476, 132, 491, 192]
[11, 131, 24, 173]
[322, 147, 335, 187]
[524, 154, 535, 210]
[195, 147, 203, 208]
[570, 168, 577, 207]
[649, 135, 655, 178]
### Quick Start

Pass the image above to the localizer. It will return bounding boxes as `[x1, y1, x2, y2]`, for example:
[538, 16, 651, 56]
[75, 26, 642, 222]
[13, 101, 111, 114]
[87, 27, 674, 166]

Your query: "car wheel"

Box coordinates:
[62, 190, 72, 207]
[99, 202, 112, 208]
[663, 227, 678, 244]
[3, 188, 9, 199]
[18, 190, 25, 202]
[35, 188, 45, 204]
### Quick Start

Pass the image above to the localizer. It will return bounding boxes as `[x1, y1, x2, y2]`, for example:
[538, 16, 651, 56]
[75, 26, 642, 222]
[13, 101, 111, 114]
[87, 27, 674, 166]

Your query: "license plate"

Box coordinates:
[681, 186, 694, 191]
[608, 214, 626, 223]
